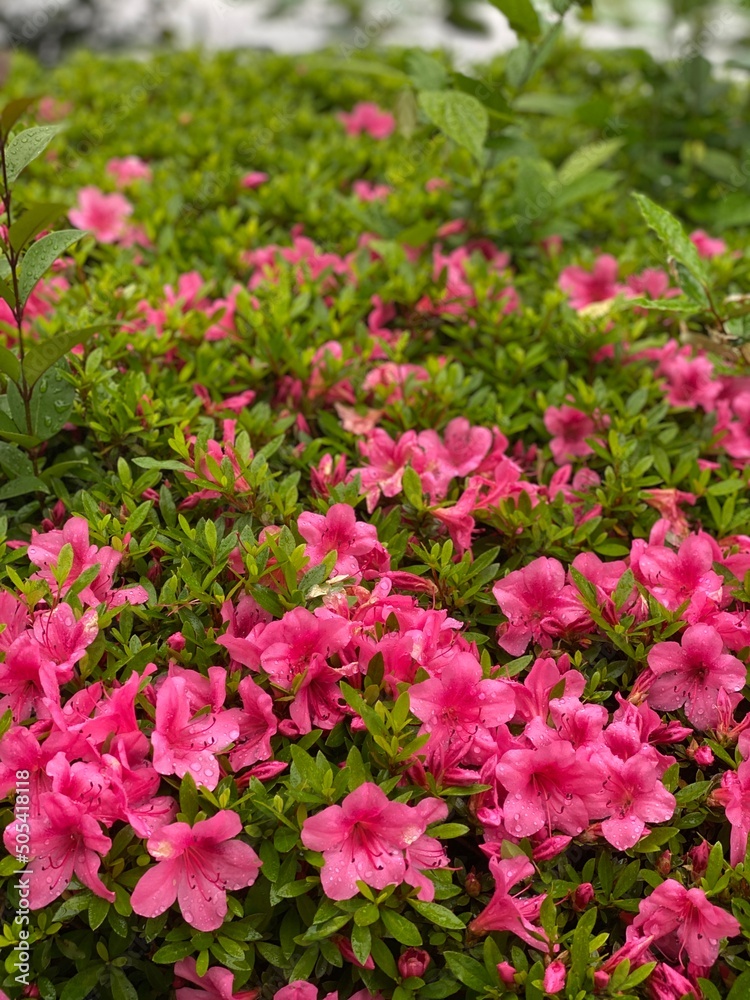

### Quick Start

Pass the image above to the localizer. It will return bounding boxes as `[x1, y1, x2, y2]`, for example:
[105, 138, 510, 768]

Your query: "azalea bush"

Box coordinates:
[2, 28, 750, 1000]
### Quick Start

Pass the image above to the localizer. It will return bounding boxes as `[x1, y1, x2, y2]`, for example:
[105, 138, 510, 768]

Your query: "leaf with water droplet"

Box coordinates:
[5, 124, 63, 183]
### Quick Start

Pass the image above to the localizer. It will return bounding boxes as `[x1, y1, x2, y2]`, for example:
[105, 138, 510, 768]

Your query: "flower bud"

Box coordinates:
[167, 631, 186, 652]
[497, 962, 517, 986]
[464, 870, 482, 897]
[573, 882, 594, 910]
[543, 961, 567, 994]
[656, 850, 672, 876]
[687, 840, 711, 879]
[398, 947, 431, 979]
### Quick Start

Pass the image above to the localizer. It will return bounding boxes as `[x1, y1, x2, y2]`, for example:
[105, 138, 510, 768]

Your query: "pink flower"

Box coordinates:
[718, 760, 750, 865]
[559, 255, 623, 310]
[352, 180, 391, 201]
[468, 855, 547, 950]
[634, 533, 725, 615]
[690, 229, 726, 259]
[492, 557, 590, 655]
[106, 156, 152, 186]
[255, 608, 351, 732]
[229, 676, 277, 771]
[151, 675, 242, 790]
[300, 783, 447, 900]
[297, 503, 384, 580]
[496, 740, 600, 838]
[175, 959, 259, 1000]
[27, 516, 147, 607]
[408, 653, 515, 752]
[339, 103, 395, 139]
[68, 186, 133, 243]
[629, 881, 739, 966]
[593, 748, 676, 850]
[543, 962, 567, 993]
[241, 171, 268, 189]
[131, 810, 261, 931]
[646, 624, 745, 729]
[544, 406, 596, 464]
[398, 948, 431, 978]
[3, 791, 114, 908]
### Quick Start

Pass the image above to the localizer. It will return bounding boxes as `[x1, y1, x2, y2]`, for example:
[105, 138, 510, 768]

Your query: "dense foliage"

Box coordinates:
[2, 32, 750, 1000]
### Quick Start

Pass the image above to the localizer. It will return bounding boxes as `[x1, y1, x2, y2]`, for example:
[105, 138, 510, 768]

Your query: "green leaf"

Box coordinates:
[674, 781, 711, 805]
[402, 465, 423, 508]
[487, 0, 541, 39]
[5, 125, 63, 183]
[408, 899, 465, 930]
[0, 474, 49, 499]
[8, 203, 68, 253]
[632, 192, 709, 289]
[110, 968, 138, 1000]
[727, 971, 750, 1000]
[88, 893, 110, 930]
[6, 359, 75, 440]
[152, 941, 195, 963]
[0, 96, 38, 137]
[179, 772, 200, 822]
[443, 951, 492, 991]
[426, 823, 469, 839]
[22, 325, 100, 388]
[417, 90, 488, 163]
[0, 345, 20, 382]
[381, 908, 423, 945]
[558, 138, 624, 185]
[351, 922, 372, 966]
[60, 967, 103, 1000]
[19, 229, 85, 303]
[705, 841, 724, 888]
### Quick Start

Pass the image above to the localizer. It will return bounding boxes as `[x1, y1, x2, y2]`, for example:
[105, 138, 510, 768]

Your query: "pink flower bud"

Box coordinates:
[543, 961, 567, 994]
[694, 746, 714, 766]
[497, 962, 517, 986]
[464, 870, 482, 897]
[167, 631, 186, 652]
[573, 882, 594, 910]
[533, 835, 572, 861]
[656, 850, 672, 876]
[687, 840, 711, 879]
[593, 970, 610, 992]
[398, 948, 431, 979]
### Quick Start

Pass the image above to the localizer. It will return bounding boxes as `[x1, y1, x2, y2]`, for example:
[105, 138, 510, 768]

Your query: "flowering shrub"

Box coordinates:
[1, 34, 750, 1000]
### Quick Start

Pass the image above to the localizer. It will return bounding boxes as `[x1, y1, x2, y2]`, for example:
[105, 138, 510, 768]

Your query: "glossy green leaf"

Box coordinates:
[19, 228, 85, 302]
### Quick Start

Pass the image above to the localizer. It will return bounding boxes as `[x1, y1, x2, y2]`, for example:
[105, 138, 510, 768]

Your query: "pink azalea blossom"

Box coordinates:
[174, 958, 259, 1000]
[496, 739, 601, 838]
[228, 676, 277, 772]
[544, 405, 596, 464]
[68, 186, 133, 243]
[106, 156, 152, 186]
[409, 653, 515, 752]
[591, 748, 676, 849]
[492, 557, 590, 655]
[339, 103, 395, 139]
[131, 810, 261, 931]
[241, 171, 268, 189]
[716, 759, 750, 865]
[646, 624, 745, 729]
[297, 503, 385, 580]
[151, 675, 242, 790]
[352, 180, 391, 201]
[559, 255, 624, 310]
[255, 607, 351, 732]
[468, 855, 547, 950]
[300, 783, 447, 900]
[629, 880, 739, 967]
[633, 532, 725, 616]
[27, 516, 148, 607]
[690, 229, 726, 259]
[3, 791, 114, 908]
